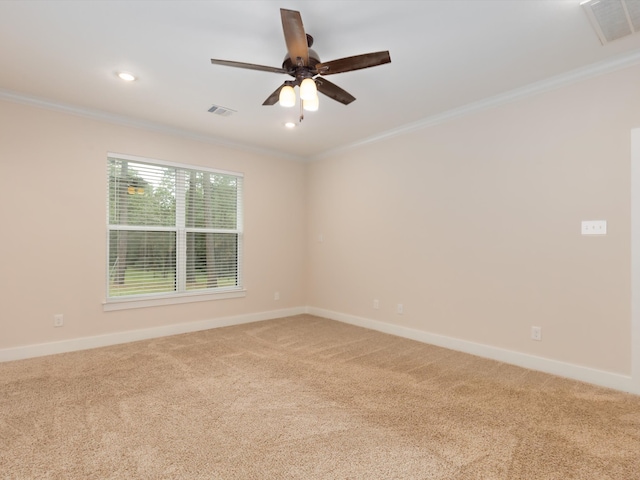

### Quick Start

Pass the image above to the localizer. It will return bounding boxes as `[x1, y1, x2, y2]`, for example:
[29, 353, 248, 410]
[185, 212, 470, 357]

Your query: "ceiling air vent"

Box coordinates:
[207, 105, 236, 117]
[581, 0, 640, 44]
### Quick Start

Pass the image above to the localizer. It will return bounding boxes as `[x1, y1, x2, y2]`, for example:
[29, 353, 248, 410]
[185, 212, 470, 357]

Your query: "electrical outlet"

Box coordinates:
[531, 326, 541, 341]
[274, 291, 280, 301]
[397, 303, 404, 314]
[53, 314, 64, 327]
[581, 220, 607, 235]
[373, 299, 380, 309]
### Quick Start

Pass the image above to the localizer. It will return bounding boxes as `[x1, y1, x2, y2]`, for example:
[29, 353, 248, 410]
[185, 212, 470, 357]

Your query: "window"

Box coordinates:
[106, 154, 243, 308]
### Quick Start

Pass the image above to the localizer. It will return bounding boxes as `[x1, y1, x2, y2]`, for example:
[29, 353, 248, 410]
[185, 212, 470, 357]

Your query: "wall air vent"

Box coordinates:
[207, 105, 236, 117]
[581, 0, 640, 44]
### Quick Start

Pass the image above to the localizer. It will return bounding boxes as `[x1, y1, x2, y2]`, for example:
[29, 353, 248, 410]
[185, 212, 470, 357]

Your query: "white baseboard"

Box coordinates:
[3, 305, 638, 395]
[0, 307, 306, 363]
[307, 307, 640, 395]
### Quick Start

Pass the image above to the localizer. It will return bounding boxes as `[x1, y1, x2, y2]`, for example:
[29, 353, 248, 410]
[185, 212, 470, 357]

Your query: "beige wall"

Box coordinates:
[307, 64, 640, 376]
[0, 100, 307, 349]
[2, 62, 639, 388]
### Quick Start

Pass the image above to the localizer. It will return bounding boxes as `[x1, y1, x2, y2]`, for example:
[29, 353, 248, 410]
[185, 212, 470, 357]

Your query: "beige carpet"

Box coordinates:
[1, 314, 639, 479]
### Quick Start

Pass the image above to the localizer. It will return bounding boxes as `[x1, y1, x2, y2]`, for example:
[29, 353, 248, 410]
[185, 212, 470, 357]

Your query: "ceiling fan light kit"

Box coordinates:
[299, 77, 318, 101]
[278, 84, 296, 107]
[303, 95, 319, 112]
[210, 8, 391, 123]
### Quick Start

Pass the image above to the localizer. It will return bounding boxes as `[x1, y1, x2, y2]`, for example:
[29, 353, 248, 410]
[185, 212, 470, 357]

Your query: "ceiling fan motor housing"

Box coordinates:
[282, 48, 321, 77]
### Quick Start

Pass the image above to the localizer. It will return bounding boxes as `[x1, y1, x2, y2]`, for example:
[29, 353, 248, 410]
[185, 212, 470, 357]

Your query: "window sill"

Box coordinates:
[103, 289, 247, 312]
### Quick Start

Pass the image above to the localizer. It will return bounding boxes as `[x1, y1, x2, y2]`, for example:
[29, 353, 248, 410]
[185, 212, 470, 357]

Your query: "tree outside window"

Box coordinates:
[107, 156, 243, 299]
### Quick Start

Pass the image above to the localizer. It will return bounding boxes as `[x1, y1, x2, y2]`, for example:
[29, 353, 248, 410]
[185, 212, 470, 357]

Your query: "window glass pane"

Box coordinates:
[108, 231, 176, 296]
[184, 171, 238, 229]
[107, 155, 242, 301]
[186, 232, 238, 290]
[108, 159, 176, 227]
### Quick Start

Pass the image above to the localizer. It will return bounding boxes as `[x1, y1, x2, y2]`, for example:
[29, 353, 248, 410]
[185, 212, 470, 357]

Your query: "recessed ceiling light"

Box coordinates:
[117, 72, 136, 82]
[284, 122, 296, 129]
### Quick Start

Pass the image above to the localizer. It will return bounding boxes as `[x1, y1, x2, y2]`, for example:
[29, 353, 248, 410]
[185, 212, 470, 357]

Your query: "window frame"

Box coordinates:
[104, 153, 245, 311]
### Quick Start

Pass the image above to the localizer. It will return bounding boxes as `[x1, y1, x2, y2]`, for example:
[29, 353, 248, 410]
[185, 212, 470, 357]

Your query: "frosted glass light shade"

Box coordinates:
[279, 85, 296, 107]
[303, 94, 319, 112]
[299, 78, 317, 100]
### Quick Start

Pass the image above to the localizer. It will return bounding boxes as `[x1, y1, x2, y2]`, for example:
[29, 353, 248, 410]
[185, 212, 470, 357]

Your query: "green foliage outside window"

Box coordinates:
[107, 157, 242, 298]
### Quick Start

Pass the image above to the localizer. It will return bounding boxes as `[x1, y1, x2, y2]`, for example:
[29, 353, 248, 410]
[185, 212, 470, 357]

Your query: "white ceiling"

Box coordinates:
[2, 0, 640, 160]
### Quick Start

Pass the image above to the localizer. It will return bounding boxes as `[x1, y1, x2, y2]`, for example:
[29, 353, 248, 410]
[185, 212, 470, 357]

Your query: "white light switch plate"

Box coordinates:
[581, 220, 607, 235]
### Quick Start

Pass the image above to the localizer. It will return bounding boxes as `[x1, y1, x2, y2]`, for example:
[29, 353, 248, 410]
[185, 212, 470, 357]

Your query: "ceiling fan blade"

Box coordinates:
[262, 84, 285, 106]
[281, 9, 309, 66]
[211, 58, 287, 74]
[316, 78, 356, 105]
[315, 51, 391, 75]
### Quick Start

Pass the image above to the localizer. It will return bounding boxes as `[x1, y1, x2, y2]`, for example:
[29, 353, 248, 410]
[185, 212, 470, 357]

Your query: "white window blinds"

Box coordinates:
[107, 155, 243, 300]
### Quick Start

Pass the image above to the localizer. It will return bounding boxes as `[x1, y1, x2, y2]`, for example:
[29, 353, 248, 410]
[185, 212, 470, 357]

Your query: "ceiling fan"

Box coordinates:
[210, 8, 391, 120]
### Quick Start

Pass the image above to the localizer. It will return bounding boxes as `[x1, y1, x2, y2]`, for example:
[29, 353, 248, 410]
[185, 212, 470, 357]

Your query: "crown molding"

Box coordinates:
[310, 49, 640, 161]
[0, 88, 304, 163]
[3, 49, 640, 164]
